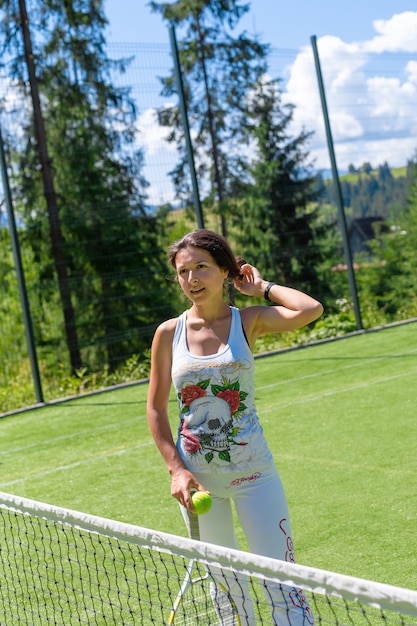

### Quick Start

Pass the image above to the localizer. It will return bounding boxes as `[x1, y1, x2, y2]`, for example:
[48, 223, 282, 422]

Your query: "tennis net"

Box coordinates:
[1, 490, 416, 625]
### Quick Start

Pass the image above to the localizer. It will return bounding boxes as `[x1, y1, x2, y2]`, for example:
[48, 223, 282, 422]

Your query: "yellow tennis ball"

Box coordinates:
[191, 491, 212, 515]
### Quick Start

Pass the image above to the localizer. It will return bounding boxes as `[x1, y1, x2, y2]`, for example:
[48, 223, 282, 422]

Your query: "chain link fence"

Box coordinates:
[1, 40, 416, 412]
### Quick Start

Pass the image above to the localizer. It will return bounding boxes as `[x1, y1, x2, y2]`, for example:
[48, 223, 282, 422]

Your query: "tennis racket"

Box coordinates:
[167, 511, 241, 625]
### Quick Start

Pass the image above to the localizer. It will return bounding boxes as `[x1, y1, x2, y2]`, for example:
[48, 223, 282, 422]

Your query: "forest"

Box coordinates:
[1, 0, 417, 413]
[319, 162, 415, 221]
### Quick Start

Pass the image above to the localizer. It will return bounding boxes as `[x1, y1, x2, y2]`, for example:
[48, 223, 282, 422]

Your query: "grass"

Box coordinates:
[1, 320, 416, 593]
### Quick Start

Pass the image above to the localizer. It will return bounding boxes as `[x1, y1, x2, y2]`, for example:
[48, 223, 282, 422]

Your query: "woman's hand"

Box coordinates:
[233, 263, 264, 299]
[171, 468, 208, 511]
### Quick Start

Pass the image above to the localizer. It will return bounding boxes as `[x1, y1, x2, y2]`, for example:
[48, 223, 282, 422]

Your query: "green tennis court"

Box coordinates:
[1, 320, 416, 591]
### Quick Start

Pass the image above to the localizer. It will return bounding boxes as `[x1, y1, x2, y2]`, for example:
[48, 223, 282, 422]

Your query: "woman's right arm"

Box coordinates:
[146, 320, 204, 509]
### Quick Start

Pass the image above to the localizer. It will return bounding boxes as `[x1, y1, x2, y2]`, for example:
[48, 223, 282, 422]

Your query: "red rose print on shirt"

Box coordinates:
[216, 388, 241, 414]
[211, 380, 247, 416]
[180, 380, 210, 414]
[181, 384, 207, 406]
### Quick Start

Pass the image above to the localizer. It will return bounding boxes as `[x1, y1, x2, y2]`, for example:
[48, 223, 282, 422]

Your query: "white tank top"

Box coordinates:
[172, 306, 273, 473]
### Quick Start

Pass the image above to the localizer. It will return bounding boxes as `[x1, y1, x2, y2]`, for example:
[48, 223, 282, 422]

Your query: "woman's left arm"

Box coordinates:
[234, 263, 324, 337]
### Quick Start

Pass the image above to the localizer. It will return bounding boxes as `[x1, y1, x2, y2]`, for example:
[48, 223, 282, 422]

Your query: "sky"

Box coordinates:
[102, 1, 417, 203]
[104, 1, 416, 50]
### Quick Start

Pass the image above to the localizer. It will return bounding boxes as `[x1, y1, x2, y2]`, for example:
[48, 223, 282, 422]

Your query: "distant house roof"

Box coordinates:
[349, 216, 389, 256]
[349, 216, 389, 240]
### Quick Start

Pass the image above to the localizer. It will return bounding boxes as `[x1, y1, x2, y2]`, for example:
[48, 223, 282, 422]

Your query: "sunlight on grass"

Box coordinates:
[1, 321, 416, 591]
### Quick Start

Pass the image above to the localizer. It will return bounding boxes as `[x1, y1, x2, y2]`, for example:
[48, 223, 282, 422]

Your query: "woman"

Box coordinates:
[147, 229, 323, 625]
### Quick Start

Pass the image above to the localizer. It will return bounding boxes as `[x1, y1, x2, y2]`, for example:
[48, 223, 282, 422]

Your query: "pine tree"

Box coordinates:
[0, 0, 173, 372]
[362, 163, 417, 319]
[151, 0, 268, 234]
[235, 77, 334, 295]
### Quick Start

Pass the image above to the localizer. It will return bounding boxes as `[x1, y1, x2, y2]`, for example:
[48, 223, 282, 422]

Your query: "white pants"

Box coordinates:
[181, 463, 314, 625]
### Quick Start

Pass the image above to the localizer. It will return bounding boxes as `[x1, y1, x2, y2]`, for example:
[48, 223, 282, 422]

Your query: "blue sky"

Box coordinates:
[104, 1, 416, 49]
[102, 2, 417, 204]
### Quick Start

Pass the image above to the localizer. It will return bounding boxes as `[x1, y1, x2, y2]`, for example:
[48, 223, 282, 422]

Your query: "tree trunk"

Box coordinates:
[18, 0, 82, 371]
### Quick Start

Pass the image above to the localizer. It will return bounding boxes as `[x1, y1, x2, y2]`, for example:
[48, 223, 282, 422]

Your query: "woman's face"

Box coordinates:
[175, 246, 228, 303]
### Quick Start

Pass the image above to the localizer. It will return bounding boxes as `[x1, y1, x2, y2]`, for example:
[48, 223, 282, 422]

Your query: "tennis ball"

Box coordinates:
[191, 490, 212, 515]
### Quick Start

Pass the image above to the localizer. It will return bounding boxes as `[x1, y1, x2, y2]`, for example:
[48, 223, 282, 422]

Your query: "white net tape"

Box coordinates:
[1, 491, 416, 625]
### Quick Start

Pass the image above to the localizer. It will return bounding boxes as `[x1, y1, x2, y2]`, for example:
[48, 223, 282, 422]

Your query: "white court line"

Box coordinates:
[0, 414, 146, 456]
[3, 350, 416, 479]
[0, 440, 154, 488]
[257, 346, 417, 391]
[3, 348, 416, 452]
[279, 451, 416, 477]
[6, 369, 413, 484]
[262, 367, 417, 412]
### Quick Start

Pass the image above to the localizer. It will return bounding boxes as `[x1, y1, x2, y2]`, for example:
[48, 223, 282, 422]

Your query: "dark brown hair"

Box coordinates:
[168, 229, 242, 279]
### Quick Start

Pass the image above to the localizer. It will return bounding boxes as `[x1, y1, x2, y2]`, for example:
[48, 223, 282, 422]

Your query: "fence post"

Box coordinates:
[311, 35, 362, 330]
[169, 24, 204, 229]
[0, 127, 44, 403]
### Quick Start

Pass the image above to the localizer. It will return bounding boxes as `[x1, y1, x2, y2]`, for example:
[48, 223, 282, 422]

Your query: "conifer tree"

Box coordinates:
[151, 0, 268, 233]
[361, 162, 417, 318]
[235, 76, 333, 294]
[0, 0, 173, 372]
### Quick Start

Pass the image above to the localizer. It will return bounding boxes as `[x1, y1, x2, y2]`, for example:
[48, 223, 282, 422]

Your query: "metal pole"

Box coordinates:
[0, 126, 44, 403]
[169, 24, 204, 229]
[311, 35, 363, 330]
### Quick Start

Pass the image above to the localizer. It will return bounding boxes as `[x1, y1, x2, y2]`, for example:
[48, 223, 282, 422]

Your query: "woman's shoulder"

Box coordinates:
[238, 304, 265, 324]
[156, 316, 180, 336]
[152, 317, 180, 357]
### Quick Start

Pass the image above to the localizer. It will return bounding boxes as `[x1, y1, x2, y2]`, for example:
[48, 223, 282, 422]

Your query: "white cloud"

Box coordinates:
[332, 111, 364, 139]
[136, 106, 179, 205]
[283, 12, 417, 172]
[136, 106, 177, 157]
[365, 11, 417, 53]
[405, 60, 417, 84]
[366, 77, 417, 130]
[0, 75, 30, 144]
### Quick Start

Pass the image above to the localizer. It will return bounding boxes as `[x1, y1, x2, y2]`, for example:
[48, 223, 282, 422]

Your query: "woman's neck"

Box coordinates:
[189, 301, 230, 324]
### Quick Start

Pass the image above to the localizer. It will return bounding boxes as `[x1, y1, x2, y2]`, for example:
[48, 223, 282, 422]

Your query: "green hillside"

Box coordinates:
[319, 162, 414, 220]
[339, 165, 407, 183]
